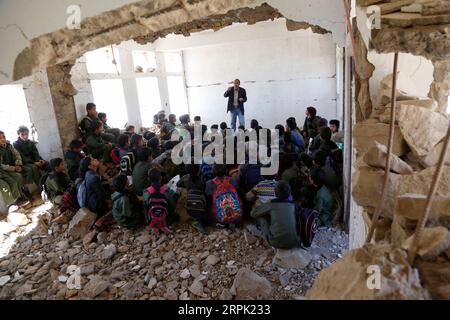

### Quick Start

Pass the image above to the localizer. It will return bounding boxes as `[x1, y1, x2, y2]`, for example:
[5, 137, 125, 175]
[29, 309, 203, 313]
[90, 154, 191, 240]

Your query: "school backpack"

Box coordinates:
[120, 152, 136, 176]
[200, 163, 213, 183]
[297, 207, 319, 248]
[145, 187, 171, 236]
[77, 180, 87, 208]
[212, 177, 243, 225]
[186, 189, 207, 220]
[110, 148, 122, 166]
[60, 185, 80, 215]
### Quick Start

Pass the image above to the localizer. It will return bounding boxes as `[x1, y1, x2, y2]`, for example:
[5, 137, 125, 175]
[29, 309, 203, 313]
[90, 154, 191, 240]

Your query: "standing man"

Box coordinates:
[224, 79, 247, 131]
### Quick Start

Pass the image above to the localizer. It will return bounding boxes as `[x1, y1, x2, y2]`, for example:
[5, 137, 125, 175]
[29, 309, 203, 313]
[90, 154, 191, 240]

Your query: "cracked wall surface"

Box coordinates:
[350, 1, 450, 251]
[0, 0, 346, 85]
[46, 62, 80, 149]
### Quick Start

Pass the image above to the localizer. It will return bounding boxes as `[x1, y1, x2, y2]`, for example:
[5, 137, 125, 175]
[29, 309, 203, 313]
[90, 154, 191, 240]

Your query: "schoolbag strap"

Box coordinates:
[112, 193, 124, 202]
[213, 177, 221, 187]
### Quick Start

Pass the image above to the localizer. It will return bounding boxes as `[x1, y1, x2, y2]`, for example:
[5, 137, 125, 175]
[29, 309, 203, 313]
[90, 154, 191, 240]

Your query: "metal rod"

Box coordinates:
[365, 53, 399, 243]
[408, 122, 450, 264]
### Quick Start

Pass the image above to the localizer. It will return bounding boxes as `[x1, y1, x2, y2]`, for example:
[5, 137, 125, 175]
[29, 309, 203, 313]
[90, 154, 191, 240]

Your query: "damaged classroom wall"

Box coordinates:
[179, 19, 340, 128]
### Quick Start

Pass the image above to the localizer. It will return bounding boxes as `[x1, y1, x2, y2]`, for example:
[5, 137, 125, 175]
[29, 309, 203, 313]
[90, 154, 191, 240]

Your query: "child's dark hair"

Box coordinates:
[92, 120, 103, 131]
[143, 131, 156, 141]
[250, 119, 259, 129]
[137, 147, 151, 162]
[148, 137, 159, 150]
[118, 134, 130, 148]
[330, 119, 340, 130]
[98, 112, 107, 121]
[320, 127, 332, 142]
[79, 156, 92, 179]
[278, 153, 294, 177]
[148, 168, 162, 187]
[194, 116, 201, 122]
[286, 118, 297, 131]
[310, 167, 326, 187]
[69, 139, 83, 150]
[312, 150, 328, 167]
[17, 126, 29, 135]
[318, 118, 329, 128]
[275, 180, 291, 200]
[186, 164, 200, 180]
[130, 134, 143, 148]
[211, 124, 219, 130]
[126, 125, 135, 132]
[307, 106, 317, 117]
[50, 158, 64, 172]
[86, 103, 96, 112]
[112, 174, 128, 193]
[213, 164, 227, 178]
[180, 114, 190, 124]
[220, 122, 227, 130]
[275, 124, 285, 137]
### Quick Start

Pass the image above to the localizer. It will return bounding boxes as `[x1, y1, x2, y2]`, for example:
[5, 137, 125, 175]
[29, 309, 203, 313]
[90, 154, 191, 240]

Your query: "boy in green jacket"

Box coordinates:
[86, 121, 112, 163]
[14, 126, 49, 186]
[310, 167, 334, 227]
[0, 130, 28, 207]
[251, 181, 301, 250]
[44, 158, 72, 205]
[111, 174, 143, 229]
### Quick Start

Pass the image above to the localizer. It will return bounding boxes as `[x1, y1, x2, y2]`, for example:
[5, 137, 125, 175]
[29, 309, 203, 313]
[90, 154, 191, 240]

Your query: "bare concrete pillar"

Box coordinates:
[47, 61, 80, 150]
[429, 59, 450, 114]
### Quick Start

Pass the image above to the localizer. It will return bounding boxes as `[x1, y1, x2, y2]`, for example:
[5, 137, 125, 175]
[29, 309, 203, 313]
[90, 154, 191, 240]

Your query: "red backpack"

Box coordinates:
[145, 186, 171, 236]
[212, 177, 243, 225]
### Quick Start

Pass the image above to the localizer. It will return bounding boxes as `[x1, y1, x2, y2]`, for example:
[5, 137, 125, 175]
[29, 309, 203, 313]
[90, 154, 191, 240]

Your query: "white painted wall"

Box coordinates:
[182, 23, 338, 128]
[367, 52, 434, 107]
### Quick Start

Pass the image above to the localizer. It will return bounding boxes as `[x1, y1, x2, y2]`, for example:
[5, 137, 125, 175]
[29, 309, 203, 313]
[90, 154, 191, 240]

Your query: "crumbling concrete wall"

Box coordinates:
[0, 0, 347, 85]
[47, 62, 80, 150]
[351, 0, 450, 250]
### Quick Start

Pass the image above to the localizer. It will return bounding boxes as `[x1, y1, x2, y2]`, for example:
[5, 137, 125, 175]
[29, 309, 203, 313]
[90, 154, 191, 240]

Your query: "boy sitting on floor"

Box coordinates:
[43, 158, 72, 205]
[14, 125, 49, 188]
[112, 174, 143, 229]
[132, 148, 153, 196]
[86, 121, 113, 163]
[143, 168, 177, 235]
[65, 139, 85, 182]
[0, 130, 29, 207]
[310, 167, 333, 227]
[250, 181, 301, 250]
[246, 169, 277, 208]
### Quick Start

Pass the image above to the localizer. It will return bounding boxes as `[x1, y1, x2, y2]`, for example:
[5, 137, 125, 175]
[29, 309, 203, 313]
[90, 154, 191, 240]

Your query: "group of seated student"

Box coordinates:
[1, 103, 344, 252]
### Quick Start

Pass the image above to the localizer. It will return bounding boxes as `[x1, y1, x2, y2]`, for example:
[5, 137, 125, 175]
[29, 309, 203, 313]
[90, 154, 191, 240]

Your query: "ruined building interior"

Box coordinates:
[0, 0, 449, 300]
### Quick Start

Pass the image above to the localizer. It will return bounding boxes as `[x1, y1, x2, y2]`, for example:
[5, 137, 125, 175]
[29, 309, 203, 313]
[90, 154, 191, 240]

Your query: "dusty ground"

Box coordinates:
[0, 202, 348, 300]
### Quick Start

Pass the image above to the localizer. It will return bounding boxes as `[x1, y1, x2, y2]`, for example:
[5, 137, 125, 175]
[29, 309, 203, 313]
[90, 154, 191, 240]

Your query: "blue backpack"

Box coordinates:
[77, 180, 87, 208]
[200, 163, 213, 183]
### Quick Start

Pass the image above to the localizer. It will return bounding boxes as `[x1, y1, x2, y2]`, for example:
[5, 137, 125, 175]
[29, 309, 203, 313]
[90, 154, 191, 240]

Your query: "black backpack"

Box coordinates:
[120, 152, 136, 176]
[186, 189, 207, 220]
[297, 207, 319, 248]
